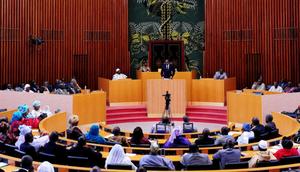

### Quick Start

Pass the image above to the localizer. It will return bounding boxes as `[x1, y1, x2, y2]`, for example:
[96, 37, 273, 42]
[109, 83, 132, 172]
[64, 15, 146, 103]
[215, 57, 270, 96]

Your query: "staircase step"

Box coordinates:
[106, 113, 147, 119]
[186, 112, 227, 118]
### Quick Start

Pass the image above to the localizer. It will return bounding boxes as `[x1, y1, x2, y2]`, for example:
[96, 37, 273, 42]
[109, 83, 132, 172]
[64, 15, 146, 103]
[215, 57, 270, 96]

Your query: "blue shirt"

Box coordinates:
[140, 154, 175, 170]
[213, 148, 241, 169]
[214, 71, 228, 79]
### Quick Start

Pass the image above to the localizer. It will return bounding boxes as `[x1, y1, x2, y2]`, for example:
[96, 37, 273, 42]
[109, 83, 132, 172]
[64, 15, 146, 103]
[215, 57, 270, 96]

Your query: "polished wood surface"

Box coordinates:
[227, 91, 263, 123]
[137, 71, 195, 102]
[98, 77, 142, 103]
[272, 112, 300, 136]
[205, 0, 300, 88]
[147, 80, 186, 117]
[0, 0, 129, 90]
[73, 91, 106, 124]
[39, 112, 67, 133]
[4, 152, 300, 172]
[192, 78, 236, 104]
[0, 109, 16, 120]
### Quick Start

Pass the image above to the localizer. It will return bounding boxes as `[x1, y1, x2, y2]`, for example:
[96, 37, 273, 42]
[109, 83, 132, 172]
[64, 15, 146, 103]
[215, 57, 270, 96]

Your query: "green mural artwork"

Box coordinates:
[129, 0, 205, 78]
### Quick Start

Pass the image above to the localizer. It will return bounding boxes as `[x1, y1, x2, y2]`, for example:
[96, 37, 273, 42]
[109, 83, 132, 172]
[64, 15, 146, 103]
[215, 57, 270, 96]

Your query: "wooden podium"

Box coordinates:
[147, 79, 186, 118]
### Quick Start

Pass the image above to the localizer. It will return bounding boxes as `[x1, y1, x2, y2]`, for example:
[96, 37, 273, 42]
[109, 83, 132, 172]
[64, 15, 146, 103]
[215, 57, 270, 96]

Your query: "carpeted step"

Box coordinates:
[106, 112, 147, 119]
[186, 111, 227, 118]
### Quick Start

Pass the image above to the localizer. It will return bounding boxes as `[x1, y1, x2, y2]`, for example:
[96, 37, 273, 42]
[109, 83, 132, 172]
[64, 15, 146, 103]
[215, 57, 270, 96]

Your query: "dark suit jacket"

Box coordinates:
[251, 124, 266, 138]
[161, 64, 175, 79]
[68, 145, 103, 167]
[20, 142, 37, 159]
[41, 141, 67, 160]
[195, 136, 215, 146]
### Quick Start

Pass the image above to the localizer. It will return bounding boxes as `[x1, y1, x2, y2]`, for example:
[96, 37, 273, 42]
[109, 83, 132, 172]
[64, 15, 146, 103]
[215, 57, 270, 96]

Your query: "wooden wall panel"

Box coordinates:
[205, 0, 300, 89]
[0, 0, 129, 90]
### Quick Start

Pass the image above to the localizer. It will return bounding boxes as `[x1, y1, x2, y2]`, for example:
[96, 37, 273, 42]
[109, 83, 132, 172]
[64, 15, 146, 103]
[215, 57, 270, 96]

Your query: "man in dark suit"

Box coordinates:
[161, 59, 175, 79]
[20, 133, 37, 160]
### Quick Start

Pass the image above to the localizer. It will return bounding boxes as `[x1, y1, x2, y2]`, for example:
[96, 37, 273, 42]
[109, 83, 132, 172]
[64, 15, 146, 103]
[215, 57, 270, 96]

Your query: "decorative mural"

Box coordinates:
[129, 0, 205, 78]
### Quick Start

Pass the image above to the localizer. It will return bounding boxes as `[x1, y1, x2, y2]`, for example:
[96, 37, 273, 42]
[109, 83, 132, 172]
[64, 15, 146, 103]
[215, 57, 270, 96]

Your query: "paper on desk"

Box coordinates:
[126, 153, 137, 157]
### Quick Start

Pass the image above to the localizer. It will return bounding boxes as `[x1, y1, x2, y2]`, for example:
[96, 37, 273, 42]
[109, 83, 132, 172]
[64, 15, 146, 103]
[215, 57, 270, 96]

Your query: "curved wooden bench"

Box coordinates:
[2, 153, 300, 172]
[0, 109, 17, 120]
[39, 111, 299, 155]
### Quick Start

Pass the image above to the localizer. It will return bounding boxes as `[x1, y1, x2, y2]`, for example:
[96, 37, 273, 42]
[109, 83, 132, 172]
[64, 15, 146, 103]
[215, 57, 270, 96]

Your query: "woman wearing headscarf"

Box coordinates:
[163, 127, 191, 148]
[130, 127, 150, 145]
[237, 123, 255, 144]
[15, 125, 49, 151]
[37, 161, 55, 172]
[85, 124, 106, 144]
[67, 115, 83, 140]
[105, 144, 137, 170]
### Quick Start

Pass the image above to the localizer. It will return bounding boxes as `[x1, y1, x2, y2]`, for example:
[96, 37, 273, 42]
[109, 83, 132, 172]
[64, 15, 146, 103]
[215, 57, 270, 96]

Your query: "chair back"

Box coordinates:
[39, 152, 57, 164]
[14, 149, 26, 158]
[143, 166, 169, 171]
[107, 164, 132, 170]
[186, 164, 214, 170]
[280, 156, 300, 165]
[67, 156, 90, 167]
[156, 123, 167, 133]
[4, 144, 18, 156]
[183, 122, 194, 133]
[256, 160, 279, 167]
[224, 161, 248, 169]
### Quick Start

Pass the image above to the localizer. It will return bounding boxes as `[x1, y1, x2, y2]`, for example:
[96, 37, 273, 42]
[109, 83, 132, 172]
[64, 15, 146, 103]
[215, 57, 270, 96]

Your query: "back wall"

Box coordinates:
[205, 0, 300, 88]
[0, 0, 129, 90]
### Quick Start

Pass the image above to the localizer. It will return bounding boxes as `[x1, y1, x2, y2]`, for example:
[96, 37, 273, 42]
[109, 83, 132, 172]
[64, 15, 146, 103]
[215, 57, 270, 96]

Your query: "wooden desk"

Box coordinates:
[147, 80, 186, 117]
[39, 112, 67, 133]
[227, 90, 300, 124]
[137, 71, 195, 102]
[73, 91, 106, 123]
[191, 78, 236, 105]
[98, 78, 142, 105]
[0, 109, 16, 120]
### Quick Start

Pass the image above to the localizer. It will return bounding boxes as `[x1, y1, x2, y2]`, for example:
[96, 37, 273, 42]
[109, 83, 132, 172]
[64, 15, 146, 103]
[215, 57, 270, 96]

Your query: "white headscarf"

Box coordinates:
[37, 161, 55, 172]
[15, 125, 49, 151]
[105, 144, 137, 170]
[15, 125, 32, 148]
[167, 126, 181, 144]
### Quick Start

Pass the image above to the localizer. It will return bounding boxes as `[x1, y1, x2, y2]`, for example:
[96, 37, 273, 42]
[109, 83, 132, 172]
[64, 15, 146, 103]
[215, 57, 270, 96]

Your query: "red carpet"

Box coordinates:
[106, 105, 227, 125]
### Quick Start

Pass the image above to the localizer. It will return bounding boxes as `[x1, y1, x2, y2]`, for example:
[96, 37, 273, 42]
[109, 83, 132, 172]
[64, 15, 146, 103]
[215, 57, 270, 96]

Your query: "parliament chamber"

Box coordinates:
[1, 0, 300, 172]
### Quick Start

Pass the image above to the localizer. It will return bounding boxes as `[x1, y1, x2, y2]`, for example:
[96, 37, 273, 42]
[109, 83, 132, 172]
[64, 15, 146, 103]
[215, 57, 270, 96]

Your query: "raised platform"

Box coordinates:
[106, 105, 228, 125]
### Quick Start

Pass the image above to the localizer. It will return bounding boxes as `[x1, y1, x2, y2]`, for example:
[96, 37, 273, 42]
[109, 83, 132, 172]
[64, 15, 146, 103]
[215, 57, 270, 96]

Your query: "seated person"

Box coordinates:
[150, 116, 172, 133]
[213, 68, 228, 80]
[130, 127, 150, 145]
[112, 68, 127, 80]
[213, 139, 241, 169]
[214, 126, 233, 146]
[237, 123, 255, 144]
[11, 104, 29, 124]
[251, 79, 266, 91]
[268, 82, 283, 92]
[0, 120, 16, 144]
[107, 126, 129, 146]
[161, 59, 175, 79]
[264, 114, 277, 134]
[69, 78, 82, 94]
[195, 128, 215, 146]
[20, 133, 37, 159]
[85, 124, 107, 144]
[139, 59, 151, 72]
[68, 136, 102, 167]
[274, 138, 299, 160]
[139, 141, 175, 170]
[292, 83, 300, 92]
[17, 155, 34, 172]
[105, 144, 137, 170]
[163, 127, 191, 148]
[284, 81, 293, 93]
[37, 161, 55, 172]
[181, 144, 212, 166]
[182, 116, 197, 133]
[40, 131, 67, 161]
[66, 115, 83, 140]
[248, 140, 276, 168]
[26, 100, 42, 119]
[15, 125, 49, 151]
[251, 117, 266, 140]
